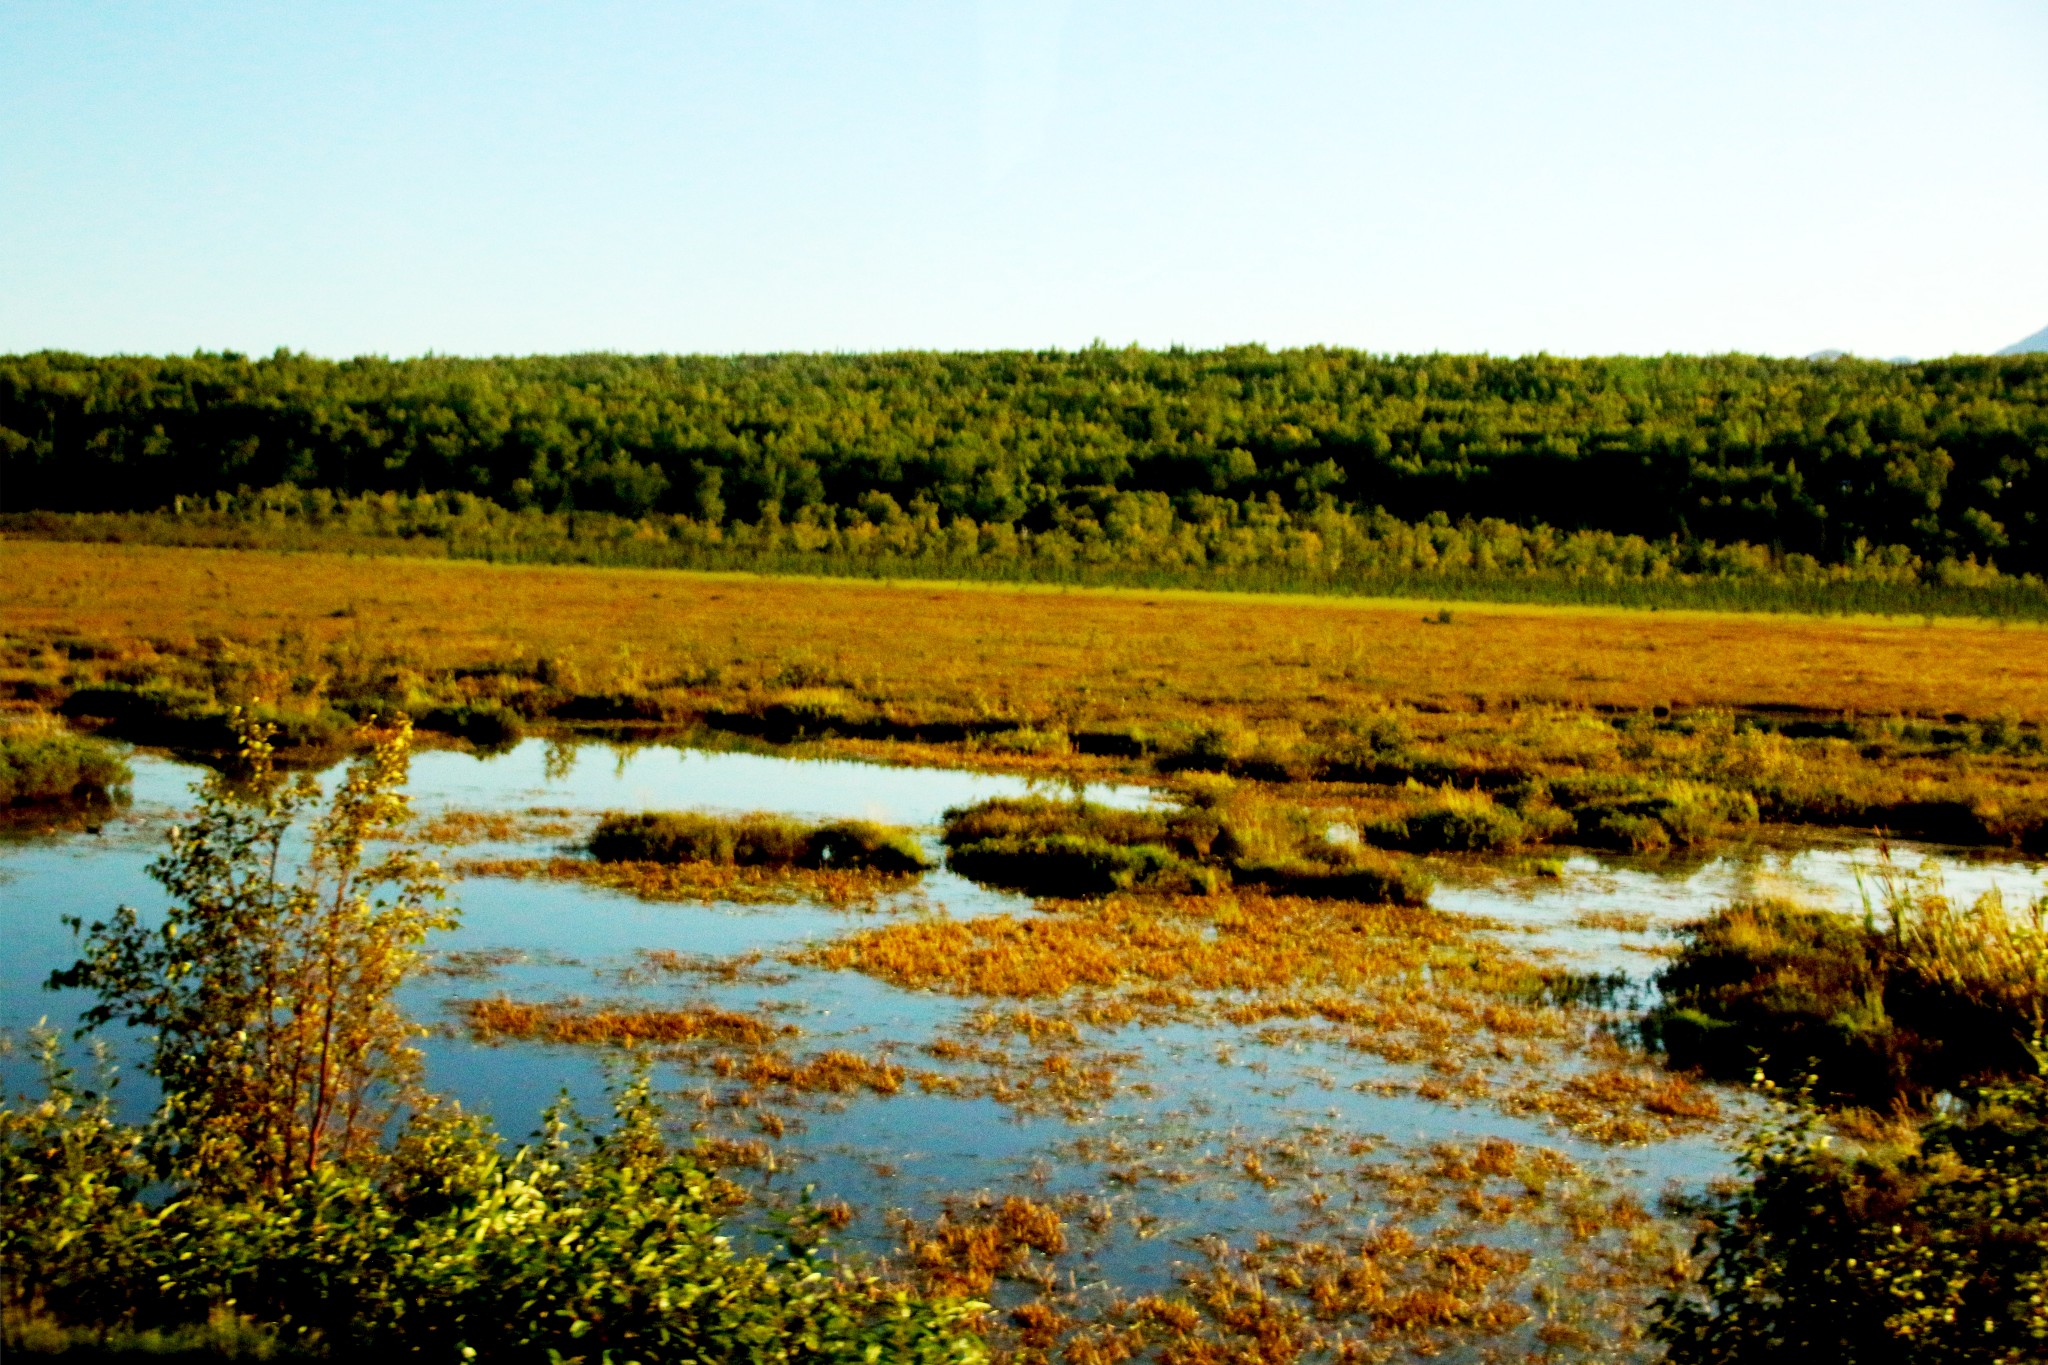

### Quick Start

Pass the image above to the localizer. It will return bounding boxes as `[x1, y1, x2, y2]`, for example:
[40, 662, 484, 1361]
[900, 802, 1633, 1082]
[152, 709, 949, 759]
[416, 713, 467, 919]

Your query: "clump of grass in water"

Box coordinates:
[458, 997, 793, 1047]
[1650, 855, 2048, 1105]
[940, 793, 1430, 903]
[590, 810, 931, 874]
[0, 718, 130, 809]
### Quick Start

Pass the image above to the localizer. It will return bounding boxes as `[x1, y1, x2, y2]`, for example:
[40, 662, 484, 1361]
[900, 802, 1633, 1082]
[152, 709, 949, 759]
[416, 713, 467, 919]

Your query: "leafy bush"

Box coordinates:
[5, 718, 982, 1362]
[1, 1043, 988, 1364]
[1655, 1077, 2048, 1364]
[591, 811, 931, 874]
[415, 702, 523, 749]
[0, 729, 130, 807]
[1366, 787, 1529, 852]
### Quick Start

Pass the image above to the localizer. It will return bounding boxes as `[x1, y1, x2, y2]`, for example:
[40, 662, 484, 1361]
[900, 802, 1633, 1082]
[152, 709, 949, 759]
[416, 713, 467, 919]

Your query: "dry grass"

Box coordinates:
[10, 540, 2047, 849]
[457, 997, 792, 1047]
[899, 1195, 1069, 1295]
[790, 892, 1481, 999]
[454, 855, 920, 908]
[5, 539, 2042, 724]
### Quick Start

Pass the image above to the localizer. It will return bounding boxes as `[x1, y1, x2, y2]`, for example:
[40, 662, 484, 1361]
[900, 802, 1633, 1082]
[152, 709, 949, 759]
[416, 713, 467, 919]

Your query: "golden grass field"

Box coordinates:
[5, 538, 2043, 724]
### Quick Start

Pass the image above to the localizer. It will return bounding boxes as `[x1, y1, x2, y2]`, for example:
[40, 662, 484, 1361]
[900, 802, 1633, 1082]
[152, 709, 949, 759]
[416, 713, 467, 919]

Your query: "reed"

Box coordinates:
[1652, 862, 2048, 1104]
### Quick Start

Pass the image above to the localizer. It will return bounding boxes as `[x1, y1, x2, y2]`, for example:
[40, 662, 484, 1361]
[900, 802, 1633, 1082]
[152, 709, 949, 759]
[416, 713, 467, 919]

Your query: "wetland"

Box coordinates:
[7, 734, 2041, 1362]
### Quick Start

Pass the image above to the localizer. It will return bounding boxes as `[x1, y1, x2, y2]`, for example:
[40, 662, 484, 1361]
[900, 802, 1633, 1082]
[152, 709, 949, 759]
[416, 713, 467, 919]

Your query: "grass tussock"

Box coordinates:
[940, 795, 1431, 904]
[591, 810, 931, 874]
[1651, 861, 2048, 1105]
[0, 720, 130, 808]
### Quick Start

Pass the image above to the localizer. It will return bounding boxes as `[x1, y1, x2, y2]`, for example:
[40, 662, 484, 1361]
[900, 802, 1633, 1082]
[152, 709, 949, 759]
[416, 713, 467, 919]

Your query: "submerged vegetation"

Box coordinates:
[4, 524, 2047, 1358]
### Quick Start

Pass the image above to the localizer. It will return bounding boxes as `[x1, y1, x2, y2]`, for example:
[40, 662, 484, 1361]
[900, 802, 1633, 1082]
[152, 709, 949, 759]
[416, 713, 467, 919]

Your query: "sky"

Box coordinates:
[2, 0, 2044, 360]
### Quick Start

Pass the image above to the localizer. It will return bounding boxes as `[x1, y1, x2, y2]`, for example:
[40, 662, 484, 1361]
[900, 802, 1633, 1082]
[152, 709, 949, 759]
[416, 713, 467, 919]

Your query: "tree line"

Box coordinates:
[3, 346, 2043, 571]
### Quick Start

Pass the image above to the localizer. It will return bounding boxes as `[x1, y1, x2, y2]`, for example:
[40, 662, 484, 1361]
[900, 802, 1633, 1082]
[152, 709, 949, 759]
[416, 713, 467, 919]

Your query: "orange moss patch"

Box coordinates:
[900, 1195, 1069, 1295]
[9, 539, 2043, 721]
[454, 855, 918, 908]
[793, 892, 1489, 999]
[710, 1048, 909, 1096]
[457, 997, 791, 1047]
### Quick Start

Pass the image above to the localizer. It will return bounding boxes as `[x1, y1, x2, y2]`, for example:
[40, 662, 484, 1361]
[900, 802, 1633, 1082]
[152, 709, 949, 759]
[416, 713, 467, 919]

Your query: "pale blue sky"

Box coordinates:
[3, 1, 2043, 358]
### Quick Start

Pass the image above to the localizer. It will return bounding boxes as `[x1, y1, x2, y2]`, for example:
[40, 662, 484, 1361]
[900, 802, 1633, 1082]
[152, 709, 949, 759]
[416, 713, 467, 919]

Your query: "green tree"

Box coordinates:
[50, 716, 451, 1190]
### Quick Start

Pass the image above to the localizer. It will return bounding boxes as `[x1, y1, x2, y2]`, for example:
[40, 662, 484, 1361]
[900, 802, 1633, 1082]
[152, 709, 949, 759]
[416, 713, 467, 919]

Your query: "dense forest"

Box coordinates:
[3, 347, 2044, 572]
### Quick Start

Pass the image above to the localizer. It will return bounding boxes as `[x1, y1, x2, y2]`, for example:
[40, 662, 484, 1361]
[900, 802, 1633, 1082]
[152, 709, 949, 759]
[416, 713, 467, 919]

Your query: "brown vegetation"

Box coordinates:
[457, 998, 792, 1047]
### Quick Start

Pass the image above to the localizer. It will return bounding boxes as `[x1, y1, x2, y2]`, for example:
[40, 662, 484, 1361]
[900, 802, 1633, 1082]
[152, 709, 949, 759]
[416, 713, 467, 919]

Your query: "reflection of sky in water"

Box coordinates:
[404, 737, 1159, 826]
[1438, 843, 2047, 982]
[7, 741, 2040, 1321]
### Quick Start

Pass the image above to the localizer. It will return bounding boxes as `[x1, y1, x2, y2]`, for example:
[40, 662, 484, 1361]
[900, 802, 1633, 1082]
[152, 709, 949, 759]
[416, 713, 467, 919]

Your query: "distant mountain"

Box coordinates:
[1998, 325, 2048, 356]
[1805, 349, 1914, 363]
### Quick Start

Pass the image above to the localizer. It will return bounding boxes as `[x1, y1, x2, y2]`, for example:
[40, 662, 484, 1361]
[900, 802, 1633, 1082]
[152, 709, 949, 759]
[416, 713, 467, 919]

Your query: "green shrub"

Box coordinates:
[1649, 900, 1903, 1104]
[57, 686, 349, 757]
[1, 1046, 988, 1364]
[940, 798, 1231, 896]
[590, 811, 931, 873]
[7, 719, 980, 1363]
[941, 797, 1212, 854]
[1231, 848, 1434, 906]
[806, 819, 933, 874]
[942, 796, 1428, 902]
[0, 731, 130, 807]
[945, 833, 1215, 897]
[416, 702, 524, 749]
[1655, 1077, 2048, 1364]
[1581, 809, 1674, 853]
[60, 684, 232, 750]
[1366, 788, 1529, 852]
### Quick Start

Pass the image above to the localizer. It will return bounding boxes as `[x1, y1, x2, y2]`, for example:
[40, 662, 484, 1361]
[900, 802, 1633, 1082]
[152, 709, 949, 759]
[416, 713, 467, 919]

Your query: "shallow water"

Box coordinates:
[6, 738, 2042, 1358]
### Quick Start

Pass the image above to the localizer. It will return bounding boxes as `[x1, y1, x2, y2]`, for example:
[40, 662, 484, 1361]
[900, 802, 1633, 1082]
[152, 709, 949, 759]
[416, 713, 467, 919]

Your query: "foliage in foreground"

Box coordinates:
[1, 1041, 985, 1364]
[1650, 864, 2048, 1106]
[4, 720, 985, 1362]
[1655, 1075, 2048, 1365]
